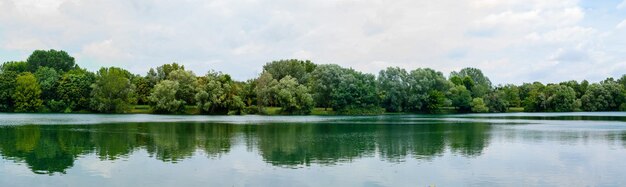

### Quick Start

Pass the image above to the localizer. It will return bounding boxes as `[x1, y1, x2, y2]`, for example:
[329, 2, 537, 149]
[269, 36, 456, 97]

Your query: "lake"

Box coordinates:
[1, 113, 626, 186]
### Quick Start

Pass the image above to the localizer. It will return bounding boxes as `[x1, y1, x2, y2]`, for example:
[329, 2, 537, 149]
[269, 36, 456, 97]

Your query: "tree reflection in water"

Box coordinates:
[0, 121, 493, 174]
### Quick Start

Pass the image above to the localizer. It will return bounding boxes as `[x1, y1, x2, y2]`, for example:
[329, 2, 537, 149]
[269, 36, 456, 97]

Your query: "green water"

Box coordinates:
[1, 113, 626, 186]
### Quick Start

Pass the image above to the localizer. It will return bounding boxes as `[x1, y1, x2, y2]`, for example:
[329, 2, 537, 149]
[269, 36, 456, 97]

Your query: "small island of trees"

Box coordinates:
[1, 49, 626, 115]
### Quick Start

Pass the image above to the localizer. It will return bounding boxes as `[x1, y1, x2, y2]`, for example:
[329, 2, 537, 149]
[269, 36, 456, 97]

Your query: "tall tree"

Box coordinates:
[331, 68, 380, 113]
[26, 49, 76, 72]
[309, 64, 344, 109]
[13, 73, 43, 112]
[450, 67, 492, 98]
[448, 85, 472, 112]
[90, 67, 137, 113]
[34, 67, 60, 101]
[378, 67, 409, 112]
[0, 70, 18, 112]
[1, 61, 28, 73]
[56, 69, 95, 111]
[156, 63, 185, 80]
[263, 59, 315, 84]
[254, 72, 278, 108]
[132, 76, 152, 105]
[406, 68, 450, 113]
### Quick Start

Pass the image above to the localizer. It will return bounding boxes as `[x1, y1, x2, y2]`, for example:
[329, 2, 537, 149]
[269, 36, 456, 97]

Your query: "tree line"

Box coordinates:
[1, 49, 626, 114]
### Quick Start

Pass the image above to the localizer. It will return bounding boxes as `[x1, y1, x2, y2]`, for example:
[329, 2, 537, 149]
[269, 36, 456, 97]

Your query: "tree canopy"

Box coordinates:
[4, 48, 626, 115]
[90, 67, 137, 113]
[26, 49, 77, 72]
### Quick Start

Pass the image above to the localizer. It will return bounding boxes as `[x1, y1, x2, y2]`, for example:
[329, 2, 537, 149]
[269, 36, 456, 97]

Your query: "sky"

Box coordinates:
[0, 0, 625, 84]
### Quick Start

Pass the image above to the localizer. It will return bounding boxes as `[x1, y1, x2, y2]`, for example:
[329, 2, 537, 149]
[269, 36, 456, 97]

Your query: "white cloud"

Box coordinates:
[617, 19, 626, 29]
[0, 0, 624, 84]
[618, 0, 626, 9]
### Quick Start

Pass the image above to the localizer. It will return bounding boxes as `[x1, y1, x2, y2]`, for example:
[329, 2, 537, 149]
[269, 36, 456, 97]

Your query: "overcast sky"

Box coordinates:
[1, 0, 625, 84]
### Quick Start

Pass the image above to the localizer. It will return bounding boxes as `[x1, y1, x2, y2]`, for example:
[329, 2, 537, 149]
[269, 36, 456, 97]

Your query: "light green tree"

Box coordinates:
[470, 98, 488, 113]
[149, 80, 185, 113]
[168, 69, 198, 104]
[196, 71, 245, 114]
[273, 76, 314, 114]
[13, 72, 43, 112]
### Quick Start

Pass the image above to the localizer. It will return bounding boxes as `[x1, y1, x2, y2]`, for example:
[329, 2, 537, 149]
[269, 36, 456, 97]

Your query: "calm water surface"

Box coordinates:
[1, 113, 626, 186]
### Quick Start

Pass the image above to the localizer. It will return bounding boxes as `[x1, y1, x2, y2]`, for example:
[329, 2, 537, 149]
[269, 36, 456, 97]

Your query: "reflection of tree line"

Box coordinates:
[0, 122, 491, 174]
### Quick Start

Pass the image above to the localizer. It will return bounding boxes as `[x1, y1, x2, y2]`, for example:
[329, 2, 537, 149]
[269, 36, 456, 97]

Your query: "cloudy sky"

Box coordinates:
[1, 0, 625, 84]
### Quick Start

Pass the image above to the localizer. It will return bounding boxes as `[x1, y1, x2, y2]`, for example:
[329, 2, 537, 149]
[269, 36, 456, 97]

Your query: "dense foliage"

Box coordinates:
[2, 49, 626, 114]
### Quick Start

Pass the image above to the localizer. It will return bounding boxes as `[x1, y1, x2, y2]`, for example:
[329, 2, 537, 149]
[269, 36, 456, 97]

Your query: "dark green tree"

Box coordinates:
[56, 69, 95, 111]
[309, 64, 343, 110]
[1, 61, 28, 73]
[406, 68, 450, 112]
[378, 67, 409, 112]
[448, 85, 472, 112]
[26, 49, 76, 72]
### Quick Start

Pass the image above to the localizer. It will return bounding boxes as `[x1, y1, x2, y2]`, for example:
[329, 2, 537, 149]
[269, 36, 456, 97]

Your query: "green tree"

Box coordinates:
[331, 69, 380, 113]
[450, 67, 492, 98]
[523, 83, 547, 112]
[56, 69, 95, 111]
[34, 67, 60, 101]
[580, 83, 609, 111]
[241, 79, 257, 107]
[499, 84, 521, 107]
[149, 80, 185, 113]
[1, 61, 28, 73]
[13, 73, 43, 112]
[406, 68, 450, 112]
[309, 64, 343, 110]
[90, 67, 137, 113]
[484, 90, 508, 113]
[132, 76, 152, 105]
[378, 67, 409, 112]
[580, 81, 626, 111]
[26, 49, 76, 72]
[272, 76, 314, 114]
[196, 71, 245, 114]
[254, 72, 278, 109]
[156, 63, 185, 80]
[425, 91, 445, 113]
[0, 71, 18, 112]
[600, 80, 626, 110]
[560, 80, 587, 98]
[168, 69, 197, 104]
[448, 85, 472, 112]
[263, 59, 315, 84]
[470, 98, 488, 113]
[545, 84, 578, 112]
